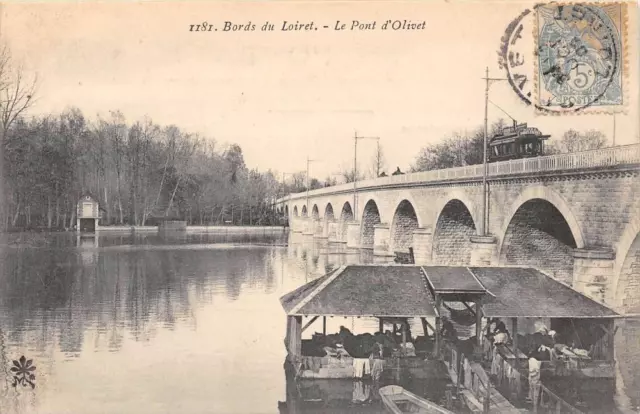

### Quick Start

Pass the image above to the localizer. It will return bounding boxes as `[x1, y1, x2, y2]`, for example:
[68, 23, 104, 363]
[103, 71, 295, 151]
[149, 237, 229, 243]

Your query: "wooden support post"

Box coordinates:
[379, 317, 384, 333]
[402, 321, 407, 355]
[323, 316, 326, 336]
[287, 316, 303, 357]
[457, 352, 463, 393]
[512, 317, 518, 355]
[476, 297, 483, 349]
[483, 381, 491, 414]
[435, 294, 442, 358]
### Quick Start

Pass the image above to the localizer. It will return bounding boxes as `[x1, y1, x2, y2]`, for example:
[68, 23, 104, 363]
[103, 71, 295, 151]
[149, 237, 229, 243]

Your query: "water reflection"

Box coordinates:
[0, 230, 636, 413]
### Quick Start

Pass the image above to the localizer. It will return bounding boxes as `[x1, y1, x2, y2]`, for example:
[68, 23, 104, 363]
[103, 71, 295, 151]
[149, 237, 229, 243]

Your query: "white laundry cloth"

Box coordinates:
[353, 358, 371, 378]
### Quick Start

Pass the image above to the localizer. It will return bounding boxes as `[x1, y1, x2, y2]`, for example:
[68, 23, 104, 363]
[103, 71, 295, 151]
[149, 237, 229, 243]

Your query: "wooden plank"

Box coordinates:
[475, 297, 483, 348]
[435, 295, 442, 358]
[463, 301, 477, 316]
[301, 315, 319, 333]
[511, 318, 518, 355]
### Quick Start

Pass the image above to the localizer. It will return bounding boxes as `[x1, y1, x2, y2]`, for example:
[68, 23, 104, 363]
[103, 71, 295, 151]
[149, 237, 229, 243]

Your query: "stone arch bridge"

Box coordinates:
[276, 144, 640, 315]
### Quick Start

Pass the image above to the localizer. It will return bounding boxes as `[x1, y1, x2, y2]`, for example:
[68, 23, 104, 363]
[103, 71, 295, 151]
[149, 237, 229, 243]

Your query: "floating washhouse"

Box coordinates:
[279, 265, 622, 410]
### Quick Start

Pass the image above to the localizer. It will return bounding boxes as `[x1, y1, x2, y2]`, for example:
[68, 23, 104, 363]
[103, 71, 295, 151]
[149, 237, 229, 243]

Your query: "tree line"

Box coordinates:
[411, 119, 608, 172]
[3, 108, 310, 230]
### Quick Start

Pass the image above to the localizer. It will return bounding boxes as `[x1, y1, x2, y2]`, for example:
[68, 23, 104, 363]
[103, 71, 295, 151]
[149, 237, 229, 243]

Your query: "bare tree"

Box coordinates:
[338, 162, 365, 183]
[547, 129, 607, 154]
[369, 143, 386, 178]
[0, 45, 37, 229]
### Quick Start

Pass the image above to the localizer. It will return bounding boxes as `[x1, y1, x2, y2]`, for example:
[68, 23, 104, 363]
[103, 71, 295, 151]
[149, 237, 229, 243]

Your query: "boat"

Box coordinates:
[378, 385, 455, 414]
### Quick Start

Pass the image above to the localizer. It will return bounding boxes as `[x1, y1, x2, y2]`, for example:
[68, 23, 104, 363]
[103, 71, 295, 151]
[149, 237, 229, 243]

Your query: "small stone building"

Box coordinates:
[76, 195, 100, 232]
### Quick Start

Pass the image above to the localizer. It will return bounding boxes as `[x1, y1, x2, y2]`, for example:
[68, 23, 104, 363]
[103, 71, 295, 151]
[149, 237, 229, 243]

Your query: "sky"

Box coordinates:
[1, 0, 638, 179]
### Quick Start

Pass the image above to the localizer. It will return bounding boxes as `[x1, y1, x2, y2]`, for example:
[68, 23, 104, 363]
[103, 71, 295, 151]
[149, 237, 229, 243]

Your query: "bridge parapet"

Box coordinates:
[278, 144, 640, 202]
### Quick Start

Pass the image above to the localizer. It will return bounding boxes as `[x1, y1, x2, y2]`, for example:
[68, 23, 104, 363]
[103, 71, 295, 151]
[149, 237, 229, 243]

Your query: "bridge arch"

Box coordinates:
[390, 199, 420, 253]
[311, 204, 320, 219]
[293, 206, 299, 217]
[324, 203, 335, 221]
[432, 198, 477, 265]
[498, 186, 584, 285]
[284, 205, 289, 218]
[324, 203, 336, 239]
[339, 202, 354, 241]
[301, 205, 308, 218]
[360, 199, 382, 248]
[612, 217, 640, 313]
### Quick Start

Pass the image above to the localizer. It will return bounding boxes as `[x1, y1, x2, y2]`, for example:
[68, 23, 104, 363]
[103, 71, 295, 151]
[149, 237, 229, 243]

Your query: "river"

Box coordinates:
[0, 231, 637, 414]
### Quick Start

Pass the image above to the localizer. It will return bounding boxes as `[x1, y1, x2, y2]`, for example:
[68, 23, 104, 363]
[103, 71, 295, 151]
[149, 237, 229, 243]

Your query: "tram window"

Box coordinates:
[494, 147, 499, 156]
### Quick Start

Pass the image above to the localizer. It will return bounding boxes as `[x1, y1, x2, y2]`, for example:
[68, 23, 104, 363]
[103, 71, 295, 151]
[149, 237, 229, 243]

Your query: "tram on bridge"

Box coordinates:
[488, 122, 551, 162]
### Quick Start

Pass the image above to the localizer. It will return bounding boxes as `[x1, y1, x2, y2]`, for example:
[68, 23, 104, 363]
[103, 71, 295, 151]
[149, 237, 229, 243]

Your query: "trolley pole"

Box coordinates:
[481, 67, 507, 236]
[353, 133, 380, 221]
[482, 67, 489, 236]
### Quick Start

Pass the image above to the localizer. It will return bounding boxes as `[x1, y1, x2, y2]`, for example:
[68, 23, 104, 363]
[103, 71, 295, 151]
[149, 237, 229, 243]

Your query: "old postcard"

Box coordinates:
[0, 1, 638, 413]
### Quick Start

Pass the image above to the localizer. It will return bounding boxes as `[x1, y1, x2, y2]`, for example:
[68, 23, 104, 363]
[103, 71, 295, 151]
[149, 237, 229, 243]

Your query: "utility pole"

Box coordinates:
[306, 156, 311, 215]
[353, 133, 380, 220]
[353, 132, 358, 220]
[613, 113, 616, 147]
[481, 67, 507, 236]
[306, 157, 318, 216]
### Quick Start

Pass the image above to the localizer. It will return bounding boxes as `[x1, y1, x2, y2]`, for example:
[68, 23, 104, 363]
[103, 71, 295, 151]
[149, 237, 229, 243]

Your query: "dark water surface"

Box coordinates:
[0, 231, 637, 414]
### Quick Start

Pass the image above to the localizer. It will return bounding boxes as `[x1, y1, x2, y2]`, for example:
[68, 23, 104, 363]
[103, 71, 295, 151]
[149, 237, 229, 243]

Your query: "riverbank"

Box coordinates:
[95, 225, 288, 234]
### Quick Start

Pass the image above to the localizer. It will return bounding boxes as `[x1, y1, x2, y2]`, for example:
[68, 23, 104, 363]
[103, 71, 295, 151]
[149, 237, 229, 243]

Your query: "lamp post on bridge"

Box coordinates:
[306, 156, 319, 216]
[481, 67, 507, 236]
[353, 133, 380, 221]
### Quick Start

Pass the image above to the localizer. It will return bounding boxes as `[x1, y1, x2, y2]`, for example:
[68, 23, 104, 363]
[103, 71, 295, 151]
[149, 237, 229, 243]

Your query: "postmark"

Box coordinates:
[499, 2, 628, 115]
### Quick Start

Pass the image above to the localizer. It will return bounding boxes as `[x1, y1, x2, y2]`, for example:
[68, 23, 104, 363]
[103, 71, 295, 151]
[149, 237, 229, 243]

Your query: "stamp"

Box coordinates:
[499, 2, 628, 115]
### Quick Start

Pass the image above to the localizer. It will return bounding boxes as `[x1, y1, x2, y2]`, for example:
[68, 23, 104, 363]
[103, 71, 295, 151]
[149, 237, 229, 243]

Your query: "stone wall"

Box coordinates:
[361, 200, 381, 248]
[390, 200, 419, 253]
[500, 199, 577, 285]
[432, 200, 476, 266]
[619, 234, 640, 313]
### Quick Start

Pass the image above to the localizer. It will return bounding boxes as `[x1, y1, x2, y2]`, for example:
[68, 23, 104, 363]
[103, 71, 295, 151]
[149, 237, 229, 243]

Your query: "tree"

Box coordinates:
[324, 176, 338, 187]
[412, 119, 507, 172]
[0, 45, 37, 230]
[369, 143, 386, 178]
[548, 129, 607, 154]
[338, 162, 365, 183]
[308, 178, 322, 190]
[223, 144, 246, 184]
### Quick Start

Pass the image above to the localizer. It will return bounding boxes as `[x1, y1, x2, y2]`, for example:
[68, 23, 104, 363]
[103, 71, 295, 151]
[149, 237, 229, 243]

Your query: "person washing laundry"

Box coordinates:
[493, 321, 511, 345]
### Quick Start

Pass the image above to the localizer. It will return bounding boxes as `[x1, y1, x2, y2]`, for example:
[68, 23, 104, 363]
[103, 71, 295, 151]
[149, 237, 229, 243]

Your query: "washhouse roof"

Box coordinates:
[471, 267, 620, 318]
[280, 265, 620, 319]
[280, 265, 438, 318]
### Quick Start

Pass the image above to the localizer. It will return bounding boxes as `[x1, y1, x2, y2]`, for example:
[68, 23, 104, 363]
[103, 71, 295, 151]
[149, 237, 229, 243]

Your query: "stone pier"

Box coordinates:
[412, 227, 433, 265]
[312, 219, 325, 238]
[302, 219, 314, 236]
[373, 223, 393, 256]
[469, 235, 497, 266]
[327, 221, 341, 243]
[346, 222, 361, 249]
[573, 248, 615, 304]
